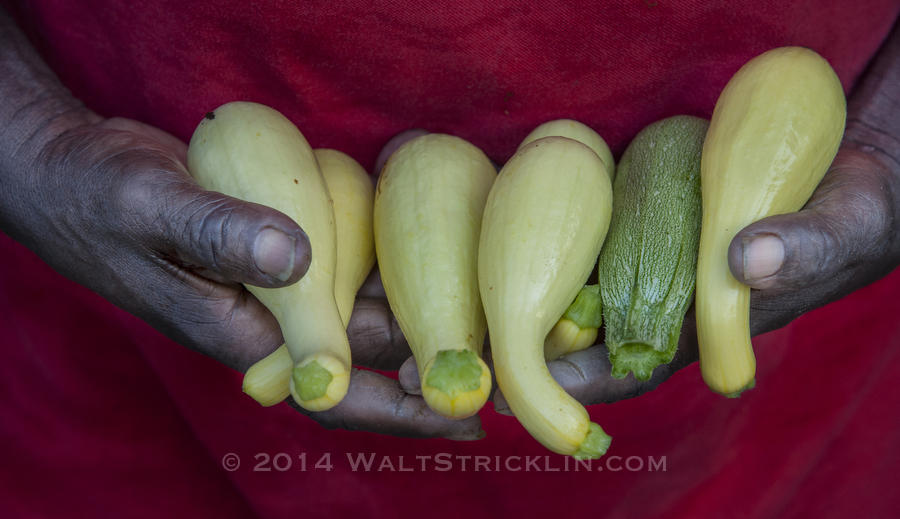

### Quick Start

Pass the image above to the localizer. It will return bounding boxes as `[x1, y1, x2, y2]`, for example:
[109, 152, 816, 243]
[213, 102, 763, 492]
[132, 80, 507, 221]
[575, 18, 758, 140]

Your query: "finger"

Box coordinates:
[346, 297, 411, 370]
[492, 319, 698, 410]
[125, 171, 313, 288]
[491, 388, 512, 415]
[398, 356, 421, 395]
[93, 120, 310, 288]
[727, 149, 896, 331]
[729, 149, 892, 290]
[357, 266, 386, 298]
[492, 346, 666, 413]
[373, 129, 429, 175]
[297, 369, 484, 440]
[111, 253, 284, 371]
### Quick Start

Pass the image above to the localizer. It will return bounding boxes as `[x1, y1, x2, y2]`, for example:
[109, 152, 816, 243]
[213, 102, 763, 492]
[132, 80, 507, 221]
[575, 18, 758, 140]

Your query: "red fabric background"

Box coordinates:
[1, 1, 898, 517]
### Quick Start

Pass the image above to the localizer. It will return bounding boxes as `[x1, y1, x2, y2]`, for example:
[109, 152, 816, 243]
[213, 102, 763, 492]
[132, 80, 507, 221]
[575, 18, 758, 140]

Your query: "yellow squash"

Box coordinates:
[697, 47, 846, 395]
[543, 285, 603, 361]
[318, 149, 377, 323]
[520, 121, 614, 360]
[374, 134, 495, 419]
[480, 137, 614, 458]
[187, 102, 350, 411]
[519, 119, 615, 182]
[242, 148, 375, 406]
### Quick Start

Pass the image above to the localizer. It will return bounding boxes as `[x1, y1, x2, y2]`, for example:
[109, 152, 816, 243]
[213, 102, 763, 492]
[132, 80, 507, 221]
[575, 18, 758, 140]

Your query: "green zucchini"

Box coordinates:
[597, 115, 707, 381]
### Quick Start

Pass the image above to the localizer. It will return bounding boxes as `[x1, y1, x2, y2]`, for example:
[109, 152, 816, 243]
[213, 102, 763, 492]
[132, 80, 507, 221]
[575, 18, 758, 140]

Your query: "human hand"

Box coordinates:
[489, 143, 899, 412]
[382, 129, 898, 409]
[0, 114, 480, 439]
[284, 128, 480, 438]
[491, 24, 900, 409]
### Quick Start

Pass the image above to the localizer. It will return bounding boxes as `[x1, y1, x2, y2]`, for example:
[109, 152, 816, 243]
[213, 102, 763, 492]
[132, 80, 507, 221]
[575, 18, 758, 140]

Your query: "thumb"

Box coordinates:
[728, 149, 893, 293]
[148, 178, 312, 287]
[398, 356, 422, 395]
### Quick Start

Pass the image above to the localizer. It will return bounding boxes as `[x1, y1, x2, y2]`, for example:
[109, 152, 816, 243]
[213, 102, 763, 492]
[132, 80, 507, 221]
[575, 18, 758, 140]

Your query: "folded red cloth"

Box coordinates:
[1, 1, 898, 517]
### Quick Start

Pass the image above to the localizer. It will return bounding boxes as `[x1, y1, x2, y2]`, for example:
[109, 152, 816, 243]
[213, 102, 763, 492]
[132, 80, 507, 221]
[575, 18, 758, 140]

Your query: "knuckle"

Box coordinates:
[549, 356, 595, 403]
[390, 391, 413, 420]
[347, 301, 411, 368]
[782, 198, 887, 289]
[113, 163, 181, 227]
[552, 357, 589, 387]
[168, 193, 237, 268]
[818, 164, 892, 254]
[750, 161, 898, 332]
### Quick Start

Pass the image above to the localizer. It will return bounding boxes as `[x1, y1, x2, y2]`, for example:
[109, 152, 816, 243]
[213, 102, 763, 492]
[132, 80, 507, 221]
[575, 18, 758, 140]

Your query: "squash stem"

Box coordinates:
[422, 349, 491, 419]
[544, 285, 603, 360]
[289, 354, 351, 412]
[573, 423, 613, 460]
[605, 304, 684, 381]
[562, 285, 603, 328]
[724, 377, 756, 398]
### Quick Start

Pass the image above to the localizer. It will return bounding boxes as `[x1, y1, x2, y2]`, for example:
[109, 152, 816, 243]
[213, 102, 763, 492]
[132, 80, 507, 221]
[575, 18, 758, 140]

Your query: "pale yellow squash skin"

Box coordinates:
[544, 320, 599, 361]
[242, 149, 375, 407]
[697, 47, 846, 395]
[374, 134, 495, 419]
[480, 137, 613, 458]
[243, 346, 293, 406]
[519, 119, 615, 182]
[317, 149, 377, 323]
[521, 121, 615, 360]
[187, 102, 350, 411]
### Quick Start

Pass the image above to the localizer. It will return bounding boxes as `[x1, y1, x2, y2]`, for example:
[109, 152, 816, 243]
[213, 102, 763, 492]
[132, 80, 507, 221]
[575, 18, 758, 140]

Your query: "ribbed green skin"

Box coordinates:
[597, 116, 707, 381]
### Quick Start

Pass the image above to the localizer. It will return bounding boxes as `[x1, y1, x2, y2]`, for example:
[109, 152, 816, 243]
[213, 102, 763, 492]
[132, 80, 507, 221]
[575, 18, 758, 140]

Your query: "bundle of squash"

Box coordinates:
[186, 47, 846, 459]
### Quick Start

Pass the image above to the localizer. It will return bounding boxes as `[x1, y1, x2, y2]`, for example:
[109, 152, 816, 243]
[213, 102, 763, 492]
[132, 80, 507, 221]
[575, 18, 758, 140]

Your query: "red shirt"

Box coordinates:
[1, 1, 899, 517]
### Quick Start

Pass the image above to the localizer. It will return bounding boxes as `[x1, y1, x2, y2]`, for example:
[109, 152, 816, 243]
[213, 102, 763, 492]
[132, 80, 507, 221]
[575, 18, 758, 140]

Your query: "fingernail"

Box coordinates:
[743, 234, 784, 281]
[254, 228, 296, 281]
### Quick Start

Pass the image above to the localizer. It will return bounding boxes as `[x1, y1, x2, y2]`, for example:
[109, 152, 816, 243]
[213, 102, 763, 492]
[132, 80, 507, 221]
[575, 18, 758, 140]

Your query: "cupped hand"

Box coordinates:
[378, 126, 898, 414]
[3, 115, 480, 439]
[294, 266, 482, 440]
[490, 26, 900, 412]
[491, 144, 899, 412]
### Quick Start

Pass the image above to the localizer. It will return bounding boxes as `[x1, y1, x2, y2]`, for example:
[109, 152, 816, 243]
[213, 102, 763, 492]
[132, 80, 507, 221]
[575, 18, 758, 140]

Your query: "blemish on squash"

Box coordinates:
[204, 111, 215, 120]
[293, 179, 299, 184]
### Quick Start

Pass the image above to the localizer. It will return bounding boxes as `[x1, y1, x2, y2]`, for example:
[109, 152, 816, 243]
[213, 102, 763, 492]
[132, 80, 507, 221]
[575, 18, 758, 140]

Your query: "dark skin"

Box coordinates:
[2, 7, 898, 433]
[0, 11, 478, 439]
[487, 24, 900, 409]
